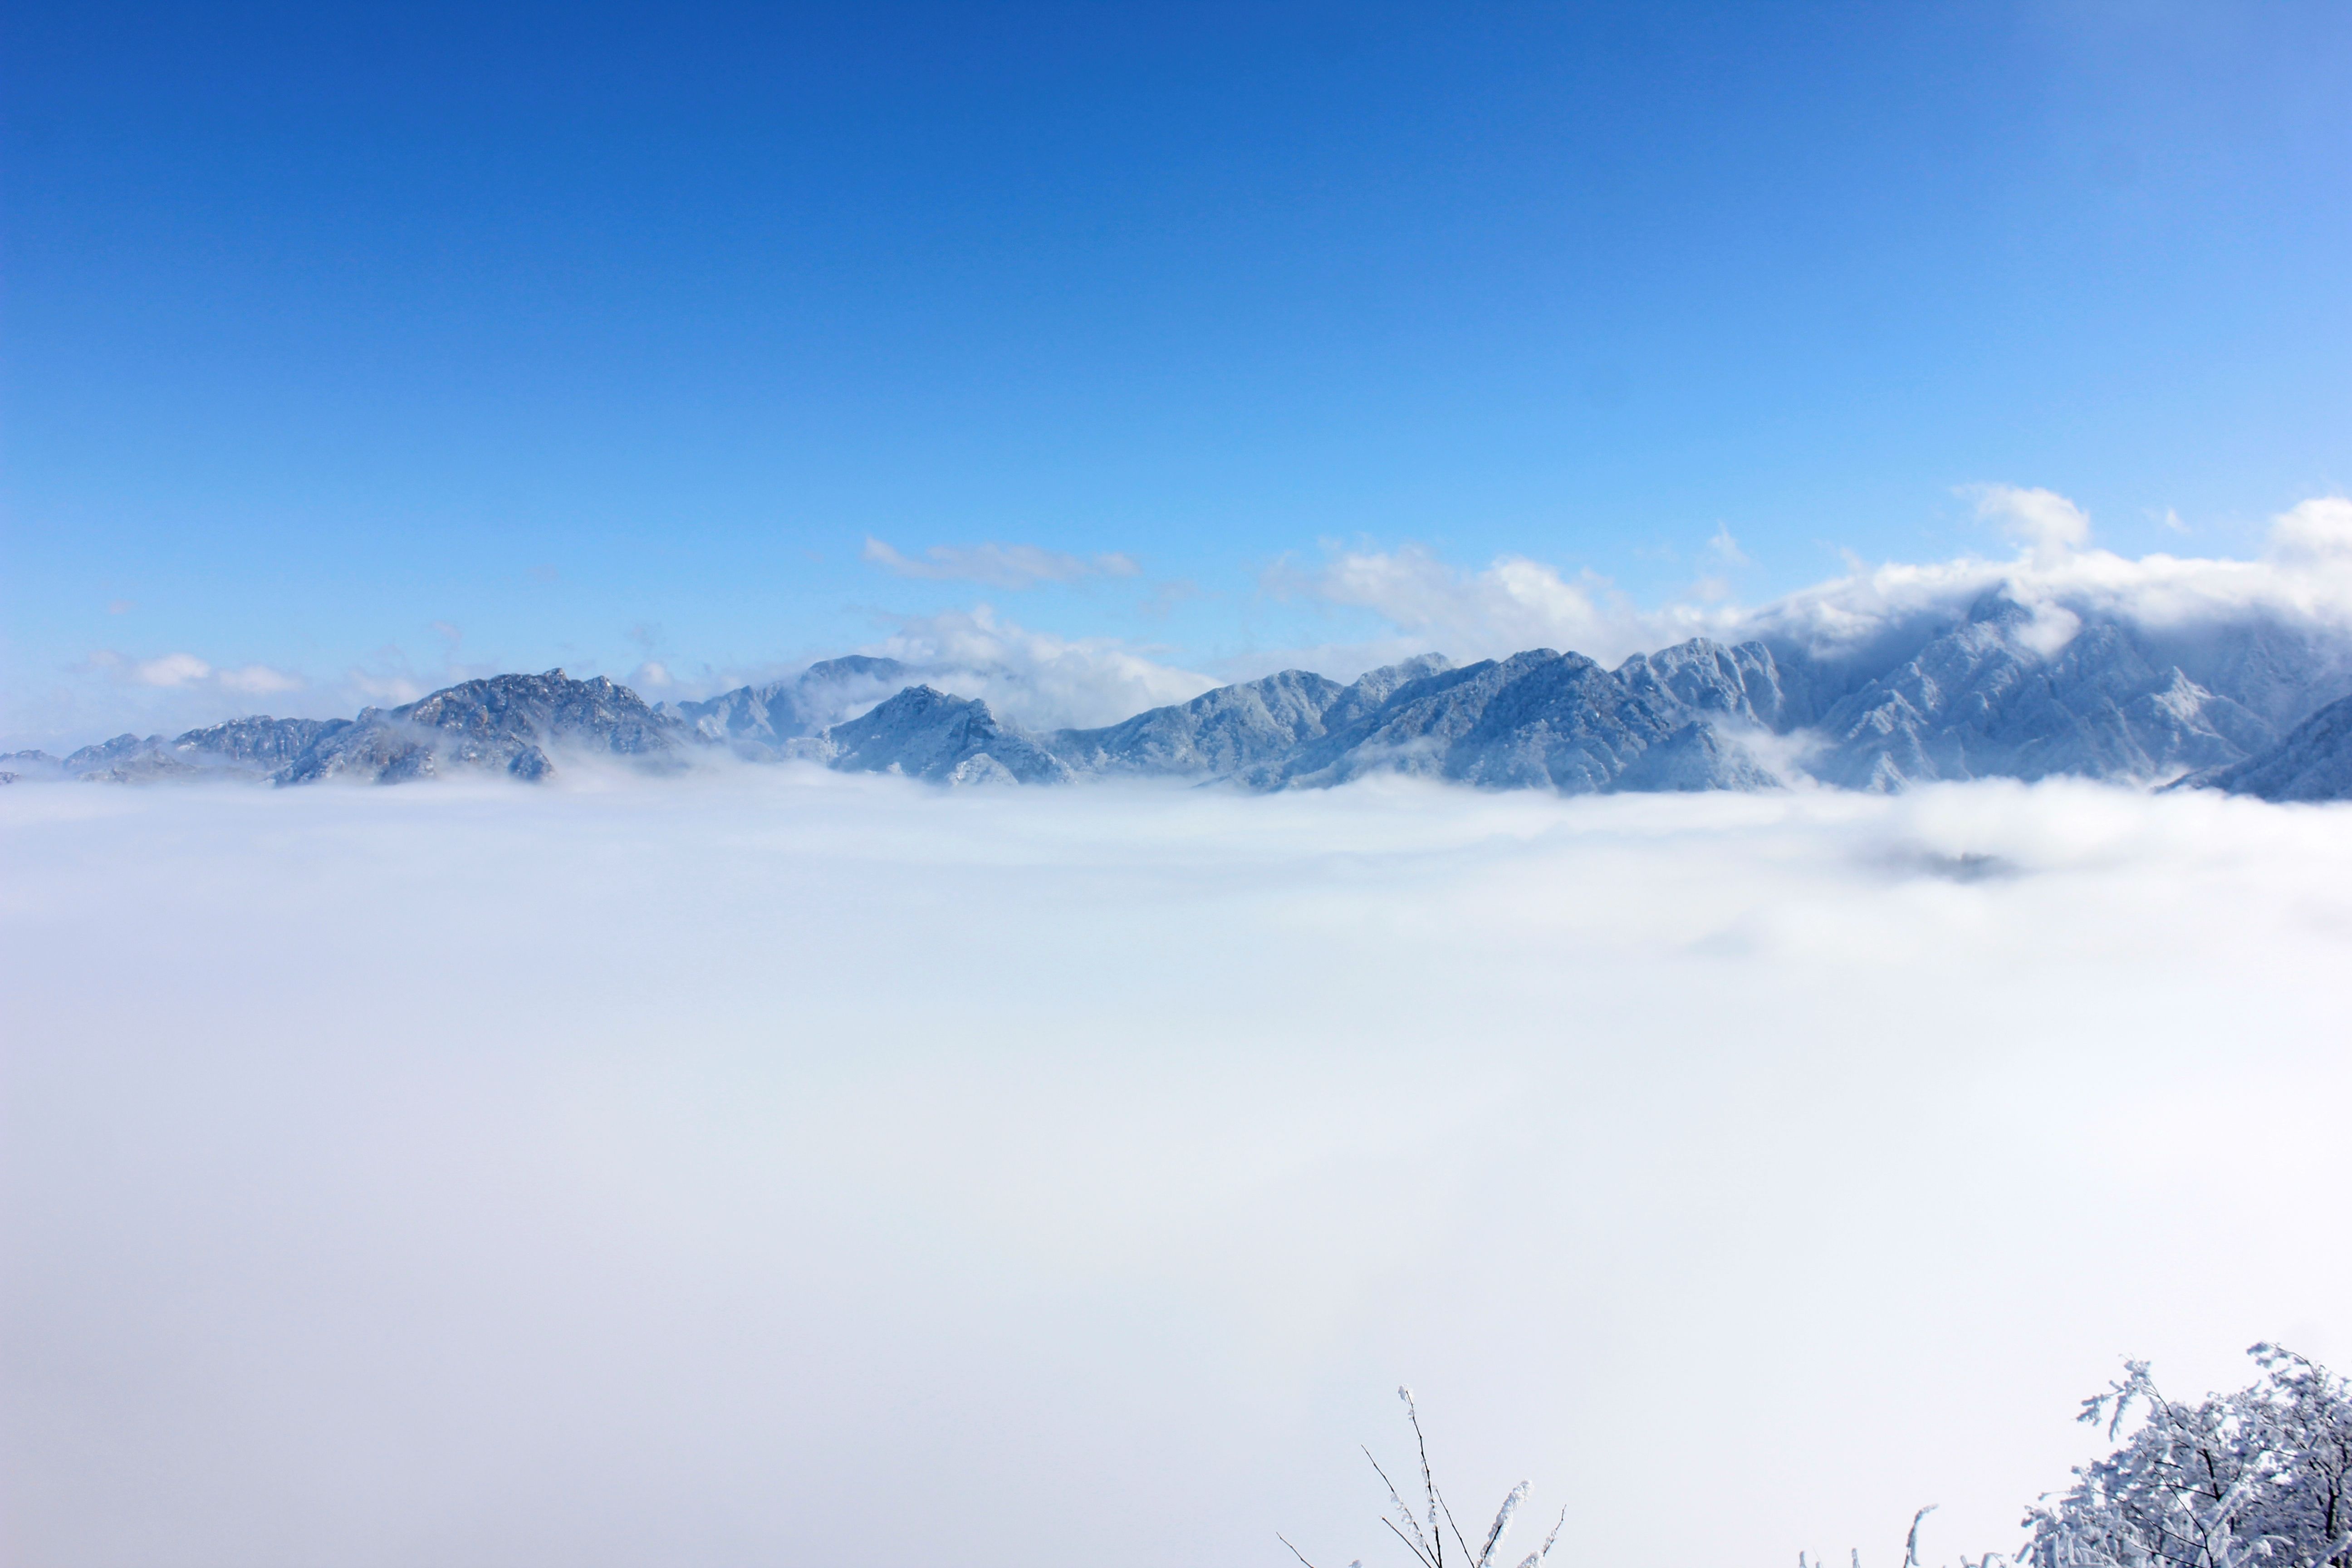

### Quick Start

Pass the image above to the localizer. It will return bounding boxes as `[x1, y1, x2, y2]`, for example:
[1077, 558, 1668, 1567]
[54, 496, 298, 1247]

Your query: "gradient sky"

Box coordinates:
[5, 1, 2350, 740]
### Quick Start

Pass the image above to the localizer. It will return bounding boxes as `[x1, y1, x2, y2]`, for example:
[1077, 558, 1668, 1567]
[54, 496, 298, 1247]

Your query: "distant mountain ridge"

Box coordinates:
[8, 671, 684, 787]
[14, 593, 2352, 799]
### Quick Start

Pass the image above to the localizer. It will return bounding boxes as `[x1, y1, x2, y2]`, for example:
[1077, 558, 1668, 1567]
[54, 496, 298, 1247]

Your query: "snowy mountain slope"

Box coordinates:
[666, 656, 910, 756]
[1792, 593, 2322, 789]
[1040, 657, 1453, 778]
[276, 671, 684, 784]
[2172, 691, 2352, 801]
[816, 686, 1072, 785]
[0, 718, 356, 784]
[1238, 642, 1778, 794]
[1614, 638, 1798, 731]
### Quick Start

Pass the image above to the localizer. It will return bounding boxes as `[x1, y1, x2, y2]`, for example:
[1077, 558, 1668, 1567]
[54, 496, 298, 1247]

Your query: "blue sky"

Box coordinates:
[5, 1, 2349, 741]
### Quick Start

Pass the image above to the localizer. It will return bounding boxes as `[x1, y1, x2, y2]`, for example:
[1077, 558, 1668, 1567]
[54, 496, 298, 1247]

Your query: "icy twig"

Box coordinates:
[1904, 1505, 1939, 1568]
[1476, 1480, 1528, 1568]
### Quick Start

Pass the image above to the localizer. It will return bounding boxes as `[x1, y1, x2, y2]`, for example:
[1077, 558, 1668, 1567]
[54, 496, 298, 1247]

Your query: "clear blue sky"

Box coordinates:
[5, 1, 2349, 733]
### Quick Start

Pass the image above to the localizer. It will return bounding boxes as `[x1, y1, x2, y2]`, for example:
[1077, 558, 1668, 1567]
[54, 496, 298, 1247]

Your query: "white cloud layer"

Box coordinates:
[863, 537, 1143, 589]
[4, 774, 2347, 1567]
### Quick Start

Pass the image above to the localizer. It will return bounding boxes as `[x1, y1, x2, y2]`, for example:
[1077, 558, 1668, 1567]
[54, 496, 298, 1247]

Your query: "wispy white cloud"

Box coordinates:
[81, 649, 305, 696]
[216, 663, 306, 696]
[863, 538, 1143, 590]
[1692, 524, 1754, 603]
[131, 651, 214, 688]
[346, 671, 429, 707]
[1967, 483, 2093, 564]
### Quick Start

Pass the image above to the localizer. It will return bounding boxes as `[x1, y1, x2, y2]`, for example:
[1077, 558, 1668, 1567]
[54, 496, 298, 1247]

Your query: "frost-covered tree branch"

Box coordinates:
[2021, 1346, 2352, 1568]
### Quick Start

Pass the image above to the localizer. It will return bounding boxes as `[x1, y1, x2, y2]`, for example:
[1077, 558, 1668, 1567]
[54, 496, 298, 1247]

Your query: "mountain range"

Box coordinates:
[11, 589, 2352, 800]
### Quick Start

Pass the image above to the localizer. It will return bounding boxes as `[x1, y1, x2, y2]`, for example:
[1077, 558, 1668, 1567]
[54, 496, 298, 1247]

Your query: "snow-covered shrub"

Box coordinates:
[2022, 1346, 2352, 1568]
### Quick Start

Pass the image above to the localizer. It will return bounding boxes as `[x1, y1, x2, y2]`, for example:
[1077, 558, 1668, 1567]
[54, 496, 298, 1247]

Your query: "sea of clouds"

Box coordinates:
[5, 767, 2347, 1567]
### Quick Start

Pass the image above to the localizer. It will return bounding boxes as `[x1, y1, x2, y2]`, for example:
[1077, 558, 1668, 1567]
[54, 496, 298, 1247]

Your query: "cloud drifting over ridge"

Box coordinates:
[858, 603, 1217, 728]
[2, 774, 2347, 1567]
[1262, 492, 2352, 676]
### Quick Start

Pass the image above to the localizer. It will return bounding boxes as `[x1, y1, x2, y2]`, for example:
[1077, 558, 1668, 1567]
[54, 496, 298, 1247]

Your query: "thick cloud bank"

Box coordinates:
[4, 774, 2349, 1568]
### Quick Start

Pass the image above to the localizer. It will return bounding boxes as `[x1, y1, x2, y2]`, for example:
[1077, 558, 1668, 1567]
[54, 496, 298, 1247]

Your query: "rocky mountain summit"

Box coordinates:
[18, 593, 2352, 798]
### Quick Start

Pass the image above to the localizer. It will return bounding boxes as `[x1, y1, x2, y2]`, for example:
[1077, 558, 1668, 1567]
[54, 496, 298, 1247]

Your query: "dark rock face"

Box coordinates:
[819, 686, 1072, 785]
[274, 671, 682, 784]
[2175, 691, 2352, 802]
[669, 656, 911, 757]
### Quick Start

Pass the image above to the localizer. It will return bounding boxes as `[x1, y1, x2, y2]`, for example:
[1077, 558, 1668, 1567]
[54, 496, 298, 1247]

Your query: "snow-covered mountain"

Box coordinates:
[2170, 691, 2352, 802]
[8, 672, 684, 786]
[663, 656, 911, 758]
[15, 599, 2352, 798]
[1042, 656, 1452, 778]
[1772, 593, 2334, 789]
[816, 686, 1072, 785]
[1225, 646, 1778, 793]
